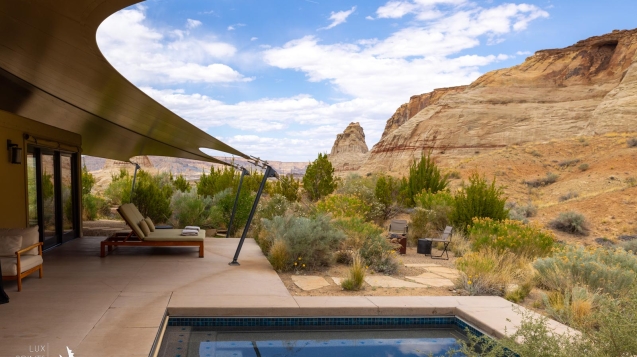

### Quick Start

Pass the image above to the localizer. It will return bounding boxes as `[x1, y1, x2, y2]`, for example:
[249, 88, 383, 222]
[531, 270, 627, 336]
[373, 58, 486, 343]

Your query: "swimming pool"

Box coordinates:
[154, 316, 483, 357]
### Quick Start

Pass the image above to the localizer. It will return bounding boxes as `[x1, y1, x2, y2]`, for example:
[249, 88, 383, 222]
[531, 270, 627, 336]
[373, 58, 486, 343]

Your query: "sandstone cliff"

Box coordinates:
[353, 28, 637, 174]
[328, 122, 370, 172]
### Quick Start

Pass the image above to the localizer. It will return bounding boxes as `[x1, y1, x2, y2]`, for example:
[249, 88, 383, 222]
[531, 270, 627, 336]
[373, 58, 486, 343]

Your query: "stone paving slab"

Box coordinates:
[364, 276, 425, 288]
[331, 277, 343, 285]
[404, 263, 441, 268]
[405, 276, 455, 287]
[425, 266, 461, 279]
[291, 276, 331, 291]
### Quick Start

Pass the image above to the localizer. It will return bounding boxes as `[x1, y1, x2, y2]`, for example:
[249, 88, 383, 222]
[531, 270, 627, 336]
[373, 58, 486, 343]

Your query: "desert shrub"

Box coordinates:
[549, 211, 589, 235]
[449, 231, 472, 258]
[506, 201, 537, 222]
[455, 249, 532, 297]
[404, 153, 449, 206]
[251, 194, 290, 239]
[302, 153, 336, 201]
[172, 174, 191, 193]
[620, 239, 637, 254]
[336, 174, 385, 222]
[208, 188, 255, 236]
[268, 239, 289, 271]
[407, 192, 454, 246]
[524, 172, 559, 187]
[578, 163, 589, 171]
[558, 191, 579, 202]
[534, 245, 637, 297]
[374, 175, 401, 219]
[334, 218, 398, 273]
[627, 177, 637, 187]
[450, 173, 509, 233]
[413, 189, 454, 209]
[333, 217, 383, 251]
[261, 214, 345, 271]
[360, 237, 398, 274]
[196, 165, 239, 198]
[542, 287, 598, 327]
[81, 165, 95, 195]
[627, 137, 637, 147]
[82, 194, 108, 221]
[269, 174, 300, 202]
[341, 253, 365, 291]
[316, 194, 369, 220]
[104, 169, 132, 205]
[447, 170, 462, 179]
[469, 218, 554, 258]
[171, 189, 213, 228]
[131, 171, 174, 223]
[558, 158, 580, 168]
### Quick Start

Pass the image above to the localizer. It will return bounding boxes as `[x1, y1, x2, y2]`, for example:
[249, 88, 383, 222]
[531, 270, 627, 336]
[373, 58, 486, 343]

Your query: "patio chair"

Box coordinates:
[388, 220, 408, 236]
[1, 226, 44, 291]
[425, 226, 453, 260]
[100, 203, 205, 258]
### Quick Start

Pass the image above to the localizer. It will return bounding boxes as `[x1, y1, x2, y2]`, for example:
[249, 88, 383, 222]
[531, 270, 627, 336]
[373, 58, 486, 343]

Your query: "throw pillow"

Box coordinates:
[145, 217, 155, 232]
[0, 236, 23, 257]
[139, 220, 151, 236]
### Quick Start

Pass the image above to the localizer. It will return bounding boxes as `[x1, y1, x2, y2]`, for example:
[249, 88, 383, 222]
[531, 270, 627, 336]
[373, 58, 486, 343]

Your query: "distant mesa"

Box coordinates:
[329, 28, 637, 174]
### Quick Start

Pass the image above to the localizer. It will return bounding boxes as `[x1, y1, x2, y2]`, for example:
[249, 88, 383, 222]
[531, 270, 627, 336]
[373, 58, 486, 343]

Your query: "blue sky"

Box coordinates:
[96, 0, 637, 162]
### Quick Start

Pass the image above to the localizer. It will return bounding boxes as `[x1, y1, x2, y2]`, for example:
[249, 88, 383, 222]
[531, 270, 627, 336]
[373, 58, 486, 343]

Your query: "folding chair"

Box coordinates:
[425, 226, 453, 260]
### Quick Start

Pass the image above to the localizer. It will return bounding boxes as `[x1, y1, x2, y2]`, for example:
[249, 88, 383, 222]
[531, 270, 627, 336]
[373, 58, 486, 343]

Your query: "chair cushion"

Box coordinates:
[145, 217, 155, 232]
[0, 226, 39, 255]
[117, 204, 145, 239]
[139, 219, 151, 236]
[145, 229, 205, 242]
[1, 255, 43, 276]
[0, 236, 22, 257]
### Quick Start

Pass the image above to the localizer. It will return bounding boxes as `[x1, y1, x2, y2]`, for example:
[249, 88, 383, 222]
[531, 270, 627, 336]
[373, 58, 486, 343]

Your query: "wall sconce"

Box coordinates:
[7, 140, 22, 164]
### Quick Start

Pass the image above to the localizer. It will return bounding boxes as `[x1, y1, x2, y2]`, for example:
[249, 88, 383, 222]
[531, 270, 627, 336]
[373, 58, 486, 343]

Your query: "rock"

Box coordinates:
[328, 122, 370, 172]
[332, 29, 637, 174]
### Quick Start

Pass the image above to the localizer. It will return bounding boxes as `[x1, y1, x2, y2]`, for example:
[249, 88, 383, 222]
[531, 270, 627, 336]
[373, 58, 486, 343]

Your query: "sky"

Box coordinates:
[96, 0, 637, 162]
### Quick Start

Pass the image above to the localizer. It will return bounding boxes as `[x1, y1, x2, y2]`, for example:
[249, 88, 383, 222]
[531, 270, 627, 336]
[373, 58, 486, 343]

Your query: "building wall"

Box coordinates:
[0, 109, 81, 229]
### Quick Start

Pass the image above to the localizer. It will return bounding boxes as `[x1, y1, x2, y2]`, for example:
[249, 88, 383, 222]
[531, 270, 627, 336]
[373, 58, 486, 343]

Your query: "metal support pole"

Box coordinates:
[227, 168, 249, 238]
[229, 165, 277, 265]
[130, 162, 140, 202]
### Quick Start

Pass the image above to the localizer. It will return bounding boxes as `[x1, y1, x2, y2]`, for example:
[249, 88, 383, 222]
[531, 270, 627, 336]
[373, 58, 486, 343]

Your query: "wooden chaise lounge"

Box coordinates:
[100, 203, 205, 258]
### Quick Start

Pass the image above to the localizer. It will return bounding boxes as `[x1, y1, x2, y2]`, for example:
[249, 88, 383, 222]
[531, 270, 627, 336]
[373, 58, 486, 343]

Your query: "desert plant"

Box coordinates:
[558, 158, 580, 168]
[446, 170, 462, 179]
[374, 174, 400, 219]
[172, 174, 191, 193]
[404, 153, 449, 205]
[558, 190, 579, 202]
[209, 187, 255, 236]
[341, 253, 365, 291]
[542, 287, 598, 327]
[449, 230, 471, 257]
[333, 217, 398, 273]
[302, 153, 336, 201]
[627, 176, 637, 187]
[316, 194, 369, 220]
[534, 245, 637, 297]
[549, 211, 589, 235]
[455, 248, 528, 296]
[506, 201, 537, 222]
[261, 214, 345, 271]
[170, 189, 213, 228]
[450, 173, 509, 232]
[82, 194, 108, 221]
[620, 239, 637, 254]
[104, 169, 132, 205]
[336, 174, 386, 222]
[268, 239, 289, 271]
[578, 163, 589, 171]
[81, 165, 95, 195]
[627, 137, 637, 147]
[197, 165, 240, 198]
[523, 172, 559, 187]
[269, 174, 300, 202]
[131, 171, 174, 223]
[333, 217, 383, 251]
[469, 218, 554, 258]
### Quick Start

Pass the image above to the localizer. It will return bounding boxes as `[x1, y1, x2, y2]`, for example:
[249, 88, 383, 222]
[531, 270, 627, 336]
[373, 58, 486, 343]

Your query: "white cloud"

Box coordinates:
[516, 50, 531, 55]
[251, 37, 258, 41]
[97, 7, 250, 84]
[365, 15, 374, 20]
[319, 6, 357, 30]
[228, 23, 246, 31]
[186, 19, 202, 29]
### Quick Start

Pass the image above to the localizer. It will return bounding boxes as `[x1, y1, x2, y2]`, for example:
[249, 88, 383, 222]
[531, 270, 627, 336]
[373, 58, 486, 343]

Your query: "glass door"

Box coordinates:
[27, 146, 79, 249]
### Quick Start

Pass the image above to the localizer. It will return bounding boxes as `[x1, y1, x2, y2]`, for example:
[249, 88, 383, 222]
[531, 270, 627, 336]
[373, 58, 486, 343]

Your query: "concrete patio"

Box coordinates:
[0, 237, 571, 357]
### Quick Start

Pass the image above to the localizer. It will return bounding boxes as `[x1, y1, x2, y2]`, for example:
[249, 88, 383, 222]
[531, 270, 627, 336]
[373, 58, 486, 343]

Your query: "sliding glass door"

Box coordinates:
[27, 146, 79, 249]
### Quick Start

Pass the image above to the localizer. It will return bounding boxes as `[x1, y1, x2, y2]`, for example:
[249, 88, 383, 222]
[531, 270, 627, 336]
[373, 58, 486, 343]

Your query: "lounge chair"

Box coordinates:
[100, 203, 204, 258]
[425, 226, 453, 260]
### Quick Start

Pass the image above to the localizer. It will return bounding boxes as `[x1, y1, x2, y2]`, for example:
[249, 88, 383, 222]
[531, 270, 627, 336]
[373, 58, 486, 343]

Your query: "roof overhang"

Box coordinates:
[0, 0, 247, 164]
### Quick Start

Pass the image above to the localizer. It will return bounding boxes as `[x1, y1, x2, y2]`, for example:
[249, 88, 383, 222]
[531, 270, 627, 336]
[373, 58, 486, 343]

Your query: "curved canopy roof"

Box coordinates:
[0, 0, 248, 164]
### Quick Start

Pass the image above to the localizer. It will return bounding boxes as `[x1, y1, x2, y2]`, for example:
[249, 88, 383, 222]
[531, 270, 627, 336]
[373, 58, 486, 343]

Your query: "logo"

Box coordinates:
[60, 347, 74, 357]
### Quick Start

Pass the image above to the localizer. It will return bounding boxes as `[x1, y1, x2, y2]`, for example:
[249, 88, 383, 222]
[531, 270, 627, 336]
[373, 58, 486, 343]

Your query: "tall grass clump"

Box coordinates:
[542, 287, 598, 327]
[449, 230, 472, 258]
[341, 253, 365, 291]
[403, 153, 449, 205]
[534, 245, 637, 298]
[549, 211, 589, 235]
[469, 218, 554, 258]
[268, 239, 289, 271]
[450, 173, 508, 232]
[261, 214, 345, 271]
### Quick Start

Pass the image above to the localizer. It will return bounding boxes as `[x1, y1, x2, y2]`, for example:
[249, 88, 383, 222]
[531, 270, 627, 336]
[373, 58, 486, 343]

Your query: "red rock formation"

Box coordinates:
[328, 122, 370, 172]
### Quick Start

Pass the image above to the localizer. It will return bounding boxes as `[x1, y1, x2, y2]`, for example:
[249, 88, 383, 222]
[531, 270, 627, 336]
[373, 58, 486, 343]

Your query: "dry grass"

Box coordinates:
[268, 239, 289, 271]
[341, 253, 365, 291]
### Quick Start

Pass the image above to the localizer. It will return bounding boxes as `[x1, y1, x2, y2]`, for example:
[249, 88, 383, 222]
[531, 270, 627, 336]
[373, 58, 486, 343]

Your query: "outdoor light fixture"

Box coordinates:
[7, 140, 22, 164]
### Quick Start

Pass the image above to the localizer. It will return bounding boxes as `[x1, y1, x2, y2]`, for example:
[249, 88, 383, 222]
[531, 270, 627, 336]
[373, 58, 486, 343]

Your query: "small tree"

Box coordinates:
[271, 174, 300, 202]
[132, 171, 174, 223]
[81, 165, 95, 196]
[450, 173, 508, 232]
[172, 174, 191, 193]
[405, 153, 449, 206]
[302, 153, 336, 201]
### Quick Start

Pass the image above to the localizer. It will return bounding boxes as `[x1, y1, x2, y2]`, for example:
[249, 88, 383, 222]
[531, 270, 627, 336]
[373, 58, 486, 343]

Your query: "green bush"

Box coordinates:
[374, 174, 400, 219]
[549, 211, 589, 235]
[407, 190, 454, 245]
[131, 171, 174, 223]
[404, 153, 449, 205]
[316, 194, 369, 220]
[82, 194, 107, 221]
[302, 153, 336, 201]
[333, 217, 383, 251]
[534, 245, 637, 297]
[104, 169, 132, 205]
[171, 189, 213, 228]
[261, 214, 345, 271]
[450, 173, 509, 232]
[337, 174, 386, 223]
[269, 174, 300, 202]
[333, 217, 398, 273]
[82, 165, 95, 195]
[172, 174, 191, 193]
[197, 165, 239, 198]
[469, 218, 554, 258]
[209, 188, 255, 236]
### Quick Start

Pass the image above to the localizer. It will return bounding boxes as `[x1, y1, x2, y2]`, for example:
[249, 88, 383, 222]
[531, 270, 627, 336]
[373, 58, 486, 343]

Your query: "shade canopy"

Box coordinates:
[0, 0, 247, 164]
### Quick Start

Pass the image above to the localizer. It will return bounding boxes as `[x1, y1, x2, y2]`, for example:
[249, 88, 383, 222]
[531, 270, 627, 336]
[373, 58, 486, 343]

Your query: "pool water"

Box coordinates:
[156, 317, 479, 357]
